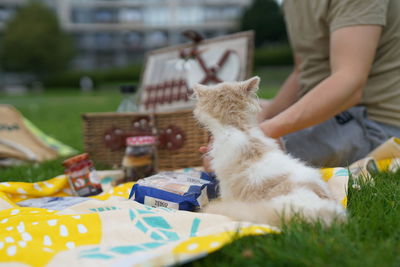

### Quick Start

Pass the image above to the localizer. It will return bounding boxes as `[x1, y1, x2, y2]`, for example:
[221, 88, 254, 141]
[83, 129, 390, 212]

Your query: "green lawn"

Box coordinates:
[0, 68, 287, 182]
[0, 89, 121, 151]
[3, 67, 400, 266]
[0, 89, 122, 182]
[0, 66, 289, 153]
[190, 171, 400, 266]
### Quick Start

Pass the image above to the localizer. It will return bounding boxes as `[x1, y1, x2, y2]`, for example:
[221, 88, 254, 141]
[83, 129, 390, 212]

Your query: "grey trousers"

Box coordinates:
[281, 107, 400, 167]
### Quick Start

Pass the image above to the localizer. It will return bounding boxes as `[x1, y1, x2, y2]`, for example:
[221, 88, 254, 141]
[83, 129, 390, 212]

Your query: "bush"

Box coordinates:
[44, 43, 293, 89]
[241, 0, 287, 46]
[254, 44, 293, 67]
[0, 2, 74, 79]
[44, 64, 142, 89]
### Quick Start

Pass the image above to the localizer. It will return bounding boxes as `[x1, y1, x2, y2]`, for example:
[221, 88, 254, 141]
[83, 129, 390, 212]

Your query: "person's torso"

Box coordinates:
[283, 0, 400, 127]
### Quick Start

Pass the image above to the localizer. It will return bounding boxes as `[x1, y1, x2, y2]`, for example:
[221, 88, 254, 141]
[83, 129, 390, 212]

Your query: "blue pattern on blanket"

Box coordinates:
[18, 196, 89, 210]
[79, 207, 202, 260]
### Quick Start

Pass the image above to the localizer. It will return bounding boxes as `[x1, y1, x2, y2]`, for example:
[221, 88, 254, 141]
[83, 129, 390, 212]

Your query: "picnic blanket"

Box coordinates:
[4, 132, 400, 267]
[0, 166, 353, 267]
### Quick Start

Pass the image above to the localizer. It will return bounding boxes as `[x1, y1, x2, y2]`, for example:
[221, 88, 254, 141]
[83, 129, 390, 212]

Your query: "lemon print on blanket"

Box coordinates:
[0, 207, 101, 266]
[320, 168, 334, 182]
[173, 225, 277, 254]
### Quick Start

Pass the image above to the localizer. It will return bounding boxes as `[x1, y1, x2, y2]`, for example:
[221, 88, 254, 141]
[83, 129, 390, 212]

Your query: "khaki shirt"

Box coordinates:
[283, 0, 400, 127]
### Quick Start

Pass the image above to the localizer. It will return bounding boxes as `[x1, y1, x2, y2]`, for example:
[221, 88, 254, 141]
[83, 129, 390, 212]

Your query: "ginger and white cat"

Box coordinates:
[193, 77, 346, 227]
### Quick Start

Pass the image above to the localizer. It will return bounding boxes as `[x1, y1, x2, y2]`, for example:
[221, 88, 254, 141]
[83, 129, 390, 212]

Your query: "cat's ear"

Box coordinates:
[241, 76, 260, 94]
[192, 83, 208, 98]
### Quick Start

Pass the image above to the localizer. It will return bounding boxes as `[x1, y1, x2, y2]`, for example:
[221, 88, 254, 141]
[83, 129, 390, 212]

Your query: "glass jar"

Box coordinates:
[122, 136, 157, 182]
[62, 153, 103, 197]
[117, 85, 139, 112]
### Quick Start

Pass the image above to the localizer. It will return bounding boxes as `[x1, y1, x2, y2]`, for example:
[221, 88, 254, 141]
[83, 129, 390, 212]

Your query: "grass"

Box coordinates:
[0, 88, 122, 182]
[0, 89, 121, 151]
[0, 160, 64, 183]
[0, 66, 289, 154]
[4, 67, 400, 265]
[188, 171, 400, 266]
[0, 68, 286, 182]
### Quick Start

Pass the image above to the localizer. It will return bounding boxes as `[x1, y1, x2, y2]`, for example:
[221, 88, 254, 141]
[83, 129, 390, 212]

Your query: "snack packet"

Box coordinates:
[129, 171, 218, 211]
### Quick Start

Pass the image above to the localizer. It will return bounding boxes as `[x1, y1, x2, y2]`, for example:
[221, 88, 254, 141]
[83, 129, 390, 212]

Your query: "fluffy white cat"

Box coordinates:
[193, 76, 346, 227]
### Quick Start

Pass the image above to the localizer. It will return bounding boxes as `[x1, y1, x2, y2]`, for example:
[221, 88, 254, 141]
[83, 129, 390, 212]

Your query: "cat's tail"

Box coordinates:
[202, 199, 346, 227]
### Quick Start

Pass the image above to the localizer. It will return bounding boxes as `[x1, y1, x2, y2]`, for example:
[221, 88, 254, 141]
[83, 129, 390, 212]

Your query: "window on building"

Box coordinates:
[72, 8, 93, 23]
[204, 7, 220, 20]
[177, 6, 203, 25]
[124, 32, 143, 48]
[222, 6, 242, 19]
[77, 33, 96, 49]
[119, 8, 142, 23]
[94, 9, 115, 23]
[146, 31, 168, 47]
[95, 32, 114, 49]
[144, 7, 168, 26]
[0, 8, 13, 22]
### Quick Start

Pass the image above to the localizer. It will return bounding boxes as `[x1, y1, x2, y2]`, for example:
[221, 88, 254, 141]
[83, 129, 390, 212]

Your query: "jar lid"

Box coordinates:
[120, 85, 137, 93]
[126, 136, 156, 146]
[63, 153, 90, 168]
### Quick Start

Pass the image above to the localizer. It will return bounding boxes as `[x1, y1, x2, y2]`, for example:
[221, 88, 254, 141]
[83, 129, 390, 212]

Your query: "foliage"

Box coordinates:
[42, 43, 293, 89]
[0, 1, 74, 79]
[44, 64, 142, 89]
[241, 0, 287, 46]
[254, 44, 293, 67]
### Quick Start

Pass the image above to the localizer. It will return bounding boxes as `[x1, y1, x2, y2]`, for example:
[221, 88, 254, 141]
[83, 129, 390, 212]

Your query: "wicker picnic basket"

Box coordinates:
[82, 109, 208, 170]
[82, 31, 253, 170]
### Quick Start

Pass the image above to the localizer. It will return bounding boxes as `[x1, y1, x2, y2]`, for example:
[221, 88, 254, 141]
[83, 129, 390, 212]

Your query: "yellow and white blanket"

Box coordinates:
[0, 165, 356, 267]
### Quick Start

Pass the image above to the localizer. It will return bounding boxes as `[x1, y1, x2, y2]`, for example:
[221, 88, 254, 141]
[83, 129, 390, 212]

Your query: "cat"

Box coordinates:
[193, 76, 346, 227]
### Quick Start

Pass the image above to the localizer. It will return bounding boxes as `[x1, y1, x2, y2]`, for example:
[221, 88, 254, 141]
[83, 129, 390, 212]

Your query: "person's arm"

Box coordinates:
[260, 25, 382, 138]
[258, 55, 301, 121]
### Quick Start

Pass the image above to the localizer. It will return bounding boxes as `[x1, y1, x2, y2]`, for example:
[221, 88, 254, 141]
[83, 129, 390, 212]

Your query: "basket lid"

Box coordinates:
[126, 136, 156, 146]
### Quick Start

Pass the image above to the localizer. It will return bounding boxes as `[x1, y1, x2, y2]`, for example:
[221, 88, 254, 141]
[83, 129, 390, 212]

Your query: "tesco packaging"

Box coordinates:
[129, 171, 218, 211]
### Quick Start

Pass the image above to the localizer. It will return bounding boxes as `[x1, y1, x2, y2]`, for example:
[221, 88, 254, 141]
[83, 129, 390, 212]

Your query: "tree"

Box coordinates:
[0, 1, 74, 79]
[241, 0, 287, 47]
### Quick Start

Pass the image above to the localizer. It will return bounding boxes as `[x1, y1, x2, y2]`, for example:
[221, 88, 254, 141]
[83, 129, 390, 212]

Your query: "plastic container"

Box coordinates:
[129, 171, 218, 211]
[122, 136, 157, 182]
[62, 153, 103, 196]
[117, 85, 139, 112]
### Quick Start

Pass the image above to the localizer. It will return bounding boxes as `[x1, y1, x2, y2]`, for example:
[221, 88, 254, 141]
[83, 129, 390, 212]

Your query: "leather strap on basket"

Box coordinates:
[158, 125, 186, 151]
[179, 30, 235, 85]
[198, 49, 235, 84]
[103, 119, 185, 151]
[103, 116, 154, 151]
[181, 46, 236, 84]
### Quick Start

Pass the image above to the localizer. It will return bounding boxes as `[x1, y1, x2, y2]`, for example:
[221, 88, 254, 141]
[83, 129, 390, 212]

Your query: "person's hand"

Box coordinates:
[199, 136, 214, 173]
[257, 99, 272, 123]
[259, 119, 275, 138]
[259, 120, 285, 150]
[260, 119, 279, 138]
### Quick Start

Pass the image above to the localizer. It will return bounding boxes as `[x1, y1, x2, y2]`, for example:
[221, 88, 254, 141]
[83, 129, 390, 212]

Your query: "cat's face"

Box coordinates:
[193, 76, 261, 129]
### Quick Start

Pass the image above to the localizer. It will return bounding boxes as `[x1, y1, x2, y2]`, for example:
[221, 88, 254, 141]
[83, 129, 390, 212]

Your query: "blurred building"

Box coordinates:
[0, 0, 252, 69]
